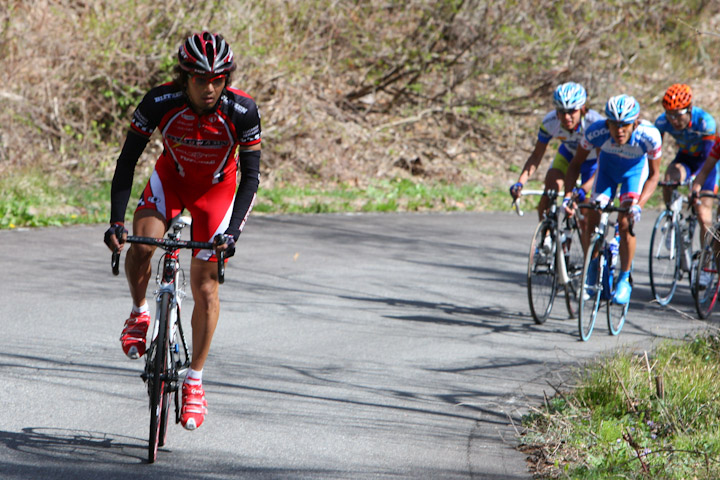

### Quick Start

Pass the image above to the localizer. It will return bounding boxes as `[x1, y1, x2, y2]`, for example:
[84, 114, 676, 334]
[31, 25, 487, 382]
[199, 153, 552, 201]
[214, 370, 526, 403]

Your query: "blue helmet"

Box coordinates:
[553, 82, 587, 110]
[605, 94, 640, 124]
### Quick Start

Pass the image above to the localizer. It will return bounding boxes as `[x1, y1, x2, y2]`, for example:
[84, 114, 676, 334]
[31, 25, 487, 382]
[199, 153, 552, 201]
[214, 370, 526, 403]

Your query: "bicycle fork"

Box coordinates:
[557, 237, 569, 285]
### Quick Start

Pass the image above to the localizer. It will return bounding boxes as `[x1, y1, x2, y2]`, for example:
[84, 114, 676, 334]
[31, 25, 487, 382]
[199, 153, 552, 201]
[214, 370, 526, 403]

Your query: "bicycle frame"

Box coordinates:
[110, 216, 226, 463]
[577, 201, 633, 341]
[145, 225, 190, 404]
[520, 189, 584, 322]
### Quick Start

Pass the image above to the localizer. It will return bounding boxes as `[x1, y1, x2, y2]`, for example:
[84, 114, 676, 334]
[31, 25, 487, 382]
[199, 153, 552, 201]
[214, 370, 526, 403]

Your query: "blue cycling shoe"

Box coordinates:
[583, 258, 599, 299]
[613, 276, 632, 305]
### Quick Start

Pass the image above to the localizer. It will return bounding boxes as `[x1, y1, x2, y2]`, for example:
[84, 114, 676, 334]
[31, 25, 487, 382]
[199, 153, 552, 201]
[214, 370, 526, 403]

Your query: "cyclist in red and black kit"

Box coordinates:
[103, 32, 261, 431]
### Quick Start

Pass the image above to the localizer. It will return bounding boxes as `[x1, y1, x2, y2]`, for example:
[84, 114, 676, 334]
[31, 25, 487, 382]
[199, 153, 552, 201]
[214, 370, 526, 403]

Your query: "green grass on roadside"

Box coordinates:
[0, 171, 110, 228]
[0, 172, 671, 230]
[0, 174, 499, 229]
[254, 178, 490, 214]
[520, 334, 720, 479]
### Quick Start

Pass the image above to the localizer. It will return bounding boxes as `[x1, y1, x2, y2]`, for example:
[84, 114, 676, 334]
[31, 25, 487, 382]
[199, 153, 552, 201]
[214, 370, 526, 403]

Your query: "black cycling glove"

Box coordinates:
[104, 222, 128, 249]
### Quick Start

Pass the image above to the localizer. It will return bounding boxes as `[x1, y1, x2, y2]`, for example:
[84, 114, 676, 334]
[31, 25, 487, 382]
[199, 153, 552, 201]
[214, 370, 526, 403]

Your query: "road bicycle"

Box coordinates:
[110, 216, 225, 463]
[693, 212, 720, 319]
[648, 181, 705, 305]
[512, 190, 585, 324]
[577, 202, 634, 342]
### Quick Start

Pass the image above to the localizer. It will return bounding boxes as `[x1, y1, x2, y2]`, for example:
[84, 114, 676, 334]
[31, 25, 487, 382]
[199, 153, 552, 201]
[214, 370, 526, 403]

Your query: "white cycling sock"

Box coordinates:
[185, 368, 203, 386]
[132, 303, 149, 315]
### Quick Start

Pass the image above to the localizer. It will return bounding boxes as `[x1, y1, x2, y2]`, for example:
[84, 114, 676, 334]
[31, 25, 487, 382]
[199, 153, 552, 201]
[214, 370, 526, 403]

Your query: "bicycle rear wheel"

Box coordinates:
[563, 220, 584, 319]
[527, 220, 558, 324]
[147, 292, 171, 463]
[578, 236, 603, 341]
[607, 273, 631, 336]
[694, 231, 720, 319]
[648, 210, 680, 306]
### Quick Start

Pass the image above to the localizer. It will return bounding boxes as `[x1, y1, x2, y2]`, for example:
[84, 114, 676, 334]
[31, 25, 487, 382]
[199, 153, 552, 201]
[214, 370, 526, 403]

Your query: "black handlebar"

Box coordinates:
[577, 202, 635, 238]
[111, 235, 226, 284]
[112, 250, 120, 276]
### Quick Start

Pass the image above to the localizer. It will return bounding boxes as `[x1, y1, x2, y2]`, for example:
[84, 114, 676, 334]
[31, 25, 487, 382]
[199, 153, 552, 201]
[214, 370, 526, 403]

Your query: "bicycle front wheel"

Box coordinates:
[694, 230, 720, 319]
[648, 210, 680, 306]
[527, 220, 558, 324]
[563, 220, 584, 319]
[578, 235, 603, 341]
[147, 292, 171, 463]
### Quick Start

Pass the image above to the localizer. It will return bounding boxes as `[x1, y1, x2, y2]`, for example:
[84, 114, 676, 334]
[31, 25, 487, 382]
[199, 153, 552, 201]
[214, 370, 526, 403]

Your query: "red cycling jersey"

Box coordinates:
[110, 82, 261, 258]
[129, 82, 260, 184]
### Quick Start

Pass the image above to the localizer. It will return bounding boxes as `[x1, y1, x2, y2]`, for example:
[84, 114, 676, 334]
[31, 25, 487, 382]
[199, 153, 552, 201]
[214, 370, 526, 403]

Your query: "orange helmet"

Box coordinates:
[662, 83, 693, 110]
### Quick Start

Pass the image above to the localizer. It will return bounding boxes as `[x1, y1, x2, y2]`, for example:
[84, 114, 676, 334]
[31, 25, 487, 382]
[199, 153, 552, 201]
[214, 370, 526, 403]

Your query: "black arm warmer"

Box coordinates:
[225, 149, 261, 240]
[109, 132, 149, 224]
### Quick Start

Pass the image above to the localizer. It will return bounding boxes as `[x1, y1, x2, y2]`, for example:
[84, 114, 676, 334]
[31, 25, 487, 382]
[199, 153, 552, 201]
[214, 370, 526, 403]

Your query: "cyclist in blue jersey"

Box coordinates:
[563, 95, 662, 304]
[655, 84, 717, 262]
[510, 82, 603, 220]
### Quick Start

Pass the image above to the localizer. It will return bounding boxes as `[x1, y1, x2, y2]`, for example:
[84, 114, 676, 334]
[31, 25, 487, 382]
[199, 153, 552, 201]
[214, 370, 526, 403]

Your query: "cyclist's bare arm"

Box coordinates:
[579, 172, 595, 196]
[637, 155, 662, 209]
[516, 140, 549, 186]
[563, 146, 591, 199]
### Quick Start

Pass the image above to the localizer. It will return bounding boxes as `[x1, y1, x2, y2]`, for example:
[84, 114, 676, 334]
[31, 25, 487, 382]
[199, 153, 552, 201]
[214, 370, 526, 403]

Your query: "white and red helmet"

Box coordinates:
[178, 31, 235, 75]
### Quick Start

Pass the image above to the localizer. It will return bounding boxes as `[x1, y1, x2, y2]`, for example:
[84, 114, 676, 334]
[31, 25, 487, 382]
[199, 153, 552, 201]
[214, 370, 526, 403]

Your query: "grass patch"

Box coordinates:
[0, 171, 669, 229]
[520, 333, 720, 479]
[0, 171, 503, 229]
[254, 178, 489, 214]
[0, 170, 111, 228]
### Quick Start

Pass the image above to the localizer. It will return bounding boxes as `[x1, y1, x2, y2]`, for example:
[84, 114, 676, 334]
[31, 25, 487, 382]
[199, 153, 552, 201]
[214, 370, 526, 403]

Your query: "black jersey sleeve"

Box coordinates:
[109, 130, 149, 224]
[225, 149, 261, 240]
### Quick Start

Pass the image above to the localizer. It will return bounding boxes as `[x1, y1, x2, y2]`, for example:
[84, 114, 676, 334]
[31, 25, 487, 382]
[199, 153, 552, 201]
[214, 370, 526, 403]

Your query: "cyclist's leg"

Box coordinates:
[538, 149, 570, 221]
[121, 170, 178, 358]
[185, 177, 236, 371]
[126, 209, 166, 306]
[577, 156, 598, 246]
[126, 170, 179, 303]
[693, 158, 718, 246]
[180, 178, 236, 429]
[584, 165, 615, 255]
[189, 258, 221, 372]
[662, 157, 686, 205]
[613, 163, 648, 304]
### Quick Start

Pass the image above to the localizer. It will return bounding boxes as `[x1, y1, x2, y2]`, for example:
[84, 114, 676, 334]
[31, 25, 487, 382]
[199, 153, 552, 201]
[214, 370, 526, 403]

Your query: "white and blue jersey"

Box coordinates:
[579, 119, 663, 205]
[537, 108, 604, 160]
[537, 108, 604, 182]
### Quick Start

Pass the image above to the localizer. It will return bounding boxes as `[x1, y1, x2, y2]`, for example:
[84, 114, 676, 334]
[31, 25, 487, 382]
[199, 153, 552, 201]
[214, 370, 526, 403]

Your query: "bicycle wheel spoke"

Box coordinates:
[578, 237, 603, 341]
[649, 211, 680, 306]
[607, 274, 630, 335]
[563, 221, 584, 319]
[527, 221, 558, 324]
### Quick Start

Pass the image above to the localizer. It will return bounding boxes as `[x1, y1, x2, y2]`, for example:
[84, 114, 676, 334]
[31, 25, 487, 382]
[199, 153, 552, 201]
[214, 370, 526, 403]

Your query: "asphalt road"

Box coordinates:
[1, 212, 712, 479]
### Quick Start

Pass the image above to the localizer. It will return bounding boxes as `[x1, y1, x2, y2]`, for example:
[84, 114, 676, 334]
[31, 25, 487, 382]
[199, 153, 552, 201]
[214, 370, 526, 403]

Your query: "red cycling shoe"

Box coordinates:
[120, 311, 151, 359]
[181, 383, 208, 430]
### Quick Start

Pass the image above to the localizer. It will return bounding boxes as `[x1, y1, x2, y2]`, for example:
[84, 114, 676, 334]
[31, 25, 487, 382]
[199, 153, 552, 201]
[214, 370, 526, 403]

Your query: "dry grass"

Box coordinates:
[2, 0, 720, 193]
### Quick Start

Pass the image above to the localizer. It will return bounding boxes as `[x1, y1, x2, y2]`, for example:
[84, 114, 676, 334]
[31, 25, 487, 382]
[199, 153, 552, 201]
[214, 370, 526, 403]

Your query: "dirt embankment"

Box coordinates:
[2, 1, 720, 193]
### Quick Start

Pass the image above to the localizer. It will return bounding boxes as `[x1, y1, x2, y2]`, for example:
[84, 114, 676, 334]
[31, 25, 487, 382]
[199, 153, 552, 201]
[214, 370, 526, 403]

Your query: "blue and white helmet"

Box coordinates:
[553, 82, 587, 110]
[605, 95, 640, 124]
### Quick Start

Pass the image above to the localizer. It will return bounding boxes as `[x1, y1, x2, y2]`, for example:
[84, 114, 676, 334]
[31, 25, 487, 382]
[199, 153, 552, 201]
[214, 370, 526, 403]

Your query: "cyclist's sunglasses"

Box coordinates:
[607, 119, 634, 128]
[556, 108, 579, 115]
[190, 73, 227, 88]
[666, 108, 689, 119]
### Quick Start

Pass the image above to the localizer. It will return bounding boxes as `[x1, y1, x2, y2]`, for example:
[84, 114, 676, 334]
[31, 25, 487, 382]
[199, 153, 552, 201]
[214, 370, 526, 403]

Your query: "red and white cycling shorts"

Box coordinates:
[135, 166, 236, 262]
